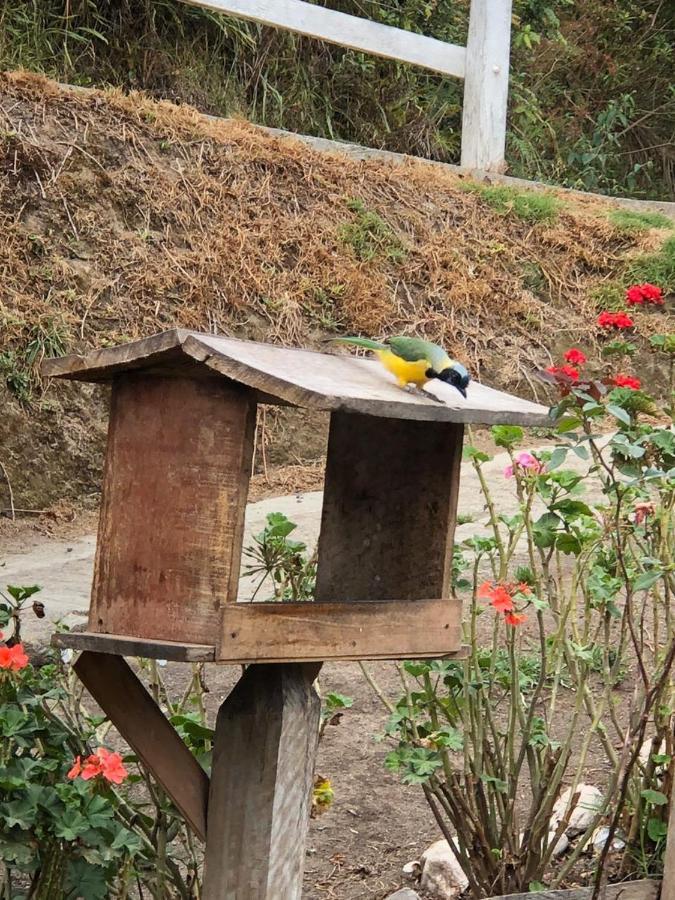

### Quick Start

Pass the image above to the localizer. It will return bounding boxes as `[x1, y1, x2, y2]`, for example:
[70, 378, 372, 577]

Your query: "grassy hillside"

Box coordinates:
[0, 0, 673, 200]
[0, 71, 673, 508]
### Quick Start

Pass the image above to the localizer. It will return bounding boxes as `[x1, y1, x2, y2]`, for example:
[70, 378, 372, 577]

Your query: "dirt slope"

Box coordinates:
[0, 71, 672, 509]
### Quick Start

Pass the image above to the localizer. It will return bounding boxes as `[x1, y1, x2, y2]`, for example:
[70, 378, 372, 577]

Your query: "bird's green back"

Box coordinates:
[386, 336, 452, 371]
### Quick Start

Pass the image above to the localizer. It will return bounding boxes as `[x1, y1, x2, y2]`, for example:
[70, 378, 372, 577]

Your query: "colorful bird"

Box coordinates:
[330, 335, 470, 398]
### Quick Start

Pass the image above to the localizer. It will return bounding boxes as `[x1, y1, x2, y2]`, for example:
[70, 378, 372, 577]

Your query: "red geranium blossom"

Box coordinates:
[597, 311, 634, 329]
[478, 581, 514, 613]
[546, 365, 579, 382]
[67, 748, 128, 785]
[613, 373, 641, 390]
[625, 283, 664, 306]
[563, 348, 587, 365]
[0, 643, 29, 671]
[640, 283, 663, 303]
[505, 612, 527, 627]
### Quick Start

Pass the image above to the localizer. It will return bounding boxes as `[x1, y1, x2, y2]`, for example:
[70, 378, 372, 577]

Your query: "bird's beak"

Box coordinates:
[457, 387, 467, 399]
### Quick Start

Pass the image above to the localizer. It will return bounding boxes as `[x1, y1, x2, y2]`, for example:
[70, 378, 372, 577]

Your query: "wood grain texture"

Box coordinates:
[202, 663, 321, 900]
[219, 598, 463, 662]
[75, 651, 209, 841]
[315, 414, 463, 603]
[460, 0, 513, 172]
[182, 0, 466, 78]
[90, 374, 255, 645]
[42, 329, 551, 426]
[663, 775, 675, 900]
[484, 879, 659, 900]
[52, 632, 215, 662]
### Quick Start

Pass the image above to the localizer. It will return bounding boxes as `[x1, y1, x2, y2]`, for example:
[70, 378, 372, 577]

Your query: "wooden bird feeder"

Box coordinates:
[44, 329, 550, 899]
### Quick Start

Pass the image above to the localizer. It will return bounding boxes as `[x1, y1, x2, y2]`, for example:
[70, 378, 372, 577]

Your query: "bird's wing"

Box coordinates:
[385, 336, 434, 363]
[330, 336, 388, 352]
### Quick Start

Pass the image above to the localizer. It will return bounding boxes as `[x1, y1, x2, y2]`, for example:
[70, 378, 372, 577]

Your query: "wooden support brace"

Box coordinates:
[203, 663, 321, 899]
[75, 651, 210, 841]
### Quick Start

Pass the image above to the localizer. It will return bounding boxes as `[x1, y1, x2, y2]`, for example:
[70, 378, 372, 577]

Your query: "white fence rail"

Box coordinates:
[180, 0, 513, 172]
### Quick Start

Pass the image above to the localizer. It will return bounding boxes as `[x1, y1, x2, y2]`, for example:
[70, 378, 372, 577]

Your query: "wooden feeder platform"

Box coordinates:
[43, 329, 551, 899]
[47, 329, 549, 666]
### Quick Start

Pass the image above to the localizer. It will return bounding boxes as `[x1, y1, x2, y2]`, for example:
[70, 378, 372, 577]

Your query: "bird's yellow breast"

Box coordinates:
[376, 350, 430, 387]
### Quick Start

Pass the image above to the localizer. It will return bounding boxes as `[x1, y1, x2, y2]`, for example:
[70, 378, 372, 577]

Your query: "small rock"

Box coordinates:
[591, 826, 626, 855]
[548, 831, 570, 857]
[402, 860, 421, 879]
[386, 890, 421, 900]
[420, 839, 469, 899]
[551, 784, 603, 836]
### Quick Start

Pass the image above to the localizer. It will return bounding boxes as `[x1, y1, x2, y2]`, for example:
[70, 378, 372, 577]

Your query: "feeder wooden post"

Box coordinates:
[202, 663, 321, 899]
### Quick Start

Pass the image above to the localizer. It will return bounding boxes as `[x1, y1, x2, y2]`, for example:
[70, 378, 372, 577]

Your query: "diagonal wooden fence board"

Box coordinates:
[75, 651, 209, 841]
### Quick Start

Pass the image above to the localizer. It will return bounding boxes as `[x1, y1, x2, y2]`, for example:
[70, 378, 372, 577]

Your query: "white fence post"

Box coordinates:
[460, 0, 513, 172]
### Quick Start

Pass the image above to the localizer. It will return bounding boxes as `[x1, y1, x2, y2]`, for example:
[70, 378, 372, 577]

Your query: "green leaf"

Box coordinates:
[572, 444, 589, 460]
[6, 584, 41, 603]
[463, 446, 490, 463]
[491, 425, 523, 449]
[533, 512, 562, 548]
[607, 404, 631, 425]
[530, 882, 547, 892]
[641, 789, 668, 806]
[633, 571, 662, 592]
[647, 818, 668, 841]
[547, 447, 568, 470]
[555, 533, 582, 555]
[551, 499, 594, 518]
[64, 859, 110, 900]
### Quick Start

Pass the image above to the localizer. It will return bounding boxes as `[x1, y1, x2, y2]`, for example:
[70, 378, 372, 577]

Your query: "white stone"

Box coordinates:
[420, 839, 469, 899]
[591, 826, 626, 854]
[401, 860, 420, 879]
[551, 784, 603, 836]
[548, 831, 569, 857]
[386, 890, 421, 900]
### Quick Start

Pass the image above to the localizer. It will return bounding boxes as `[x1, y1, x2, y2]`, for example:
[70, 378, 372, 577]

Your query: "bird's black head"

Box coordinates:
[433, 364, 470, 398]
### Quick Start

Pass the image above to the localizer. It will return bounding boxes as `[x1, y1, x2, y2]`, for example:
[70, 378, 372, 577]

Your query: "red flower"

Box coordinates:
[625, 283, 664, 306]
[613, 373, 641, 390]
[97, 748, 128, 785]
[640, 283, 663, 304]
[68, 748, 128, 784]
[563, 348, 587, 365]
[67, 757, 82, 780]
[505, 612, 527, 627]
[0, 643, 29, 671]
[597, 311, 634, 330]
[546, 365, 579, 382]
[625, 285, 645, 305]
[478, 581, 514, 613]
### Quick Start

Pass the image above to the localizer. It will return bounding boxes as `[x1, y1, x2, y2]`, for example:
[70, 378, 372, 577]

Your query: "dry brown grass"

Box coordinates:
[1, 69, 669, 401]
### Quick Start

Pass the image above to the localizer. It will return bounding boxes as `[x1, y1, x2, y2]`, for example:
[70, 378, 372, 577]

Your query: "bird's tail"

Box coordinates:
[326, 336, 388, 352]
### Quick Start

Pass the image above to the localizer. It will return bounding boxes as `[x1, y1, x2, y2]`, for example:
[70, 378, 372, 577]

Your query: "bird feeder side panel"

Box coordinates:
[315, 412, 464, 605]
[89, 373, 256, 646]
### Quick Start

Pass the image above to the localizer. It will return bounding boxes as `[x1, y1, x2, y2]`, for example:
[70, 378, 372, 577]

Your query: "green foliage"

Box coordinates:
[0, 317, 70, 402]
[0, 662, 142, 897]
[608, 209, 674, 234]
[374, 325, 674, 895]
[626, 236, 675, 293]
[242, 511, 316, 601]
[338, 198, 406, 263]
[463, 183, 561, 222]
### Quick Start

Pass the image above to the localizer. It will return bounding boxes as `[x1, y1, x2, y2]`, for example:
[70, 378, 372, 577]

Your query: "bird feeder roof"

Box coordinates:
[42, 329, 551, 425]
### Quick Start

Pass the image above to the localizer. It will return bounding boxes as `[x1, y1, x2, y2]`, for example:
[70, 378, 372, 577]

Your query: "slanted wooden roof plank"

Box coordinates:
[42, 329, 551, 426]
